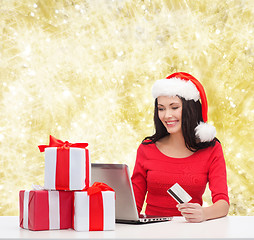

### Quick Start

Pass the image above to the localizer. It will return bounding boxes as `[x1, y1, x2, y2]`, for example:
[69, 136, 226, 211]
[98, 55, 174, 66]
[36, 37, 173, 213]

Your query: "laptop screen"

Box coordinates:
[91, 163, 140, 221]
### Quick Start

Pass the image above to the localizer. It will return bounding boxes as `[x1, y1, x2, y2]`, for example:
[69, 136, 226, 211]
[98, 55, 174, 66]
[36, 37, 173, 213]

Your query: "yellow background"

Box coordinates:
[0, 0, 253, 216]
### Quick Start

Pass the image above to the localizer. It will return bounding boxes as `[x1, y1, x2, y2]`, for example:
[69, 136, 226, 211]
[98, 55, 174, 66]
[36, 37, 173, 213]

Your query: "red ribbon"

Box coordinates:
[38, 135, 88, 152]
[56, 148, 70, 190]
[87, 182, 114, 231]
[90, 192, 103, 231]
[87, 182, 114, 195]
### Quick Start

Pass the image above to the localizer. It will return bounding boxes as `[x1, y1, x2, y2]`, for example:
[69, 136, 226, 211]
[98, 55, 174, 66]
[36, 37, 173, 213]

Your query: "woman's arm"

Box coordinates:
[203, 199, 229, 220]
[131, 145, 147, 214]
[177, 199, 229, 223]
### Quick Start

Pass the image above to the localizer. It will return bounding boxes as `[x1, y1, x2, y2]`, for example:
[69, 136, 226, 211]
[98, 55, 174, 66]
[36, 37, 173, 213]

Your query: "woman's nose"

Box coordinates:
[165, 109, 173, 118]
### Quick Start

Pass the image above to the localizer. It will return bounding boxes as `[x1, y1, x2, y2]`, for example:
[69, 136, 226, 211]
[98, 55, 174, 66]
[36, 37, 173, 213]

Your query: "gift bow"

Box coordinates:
[38, 135, 88, 152]
[87, 182, 114, 196]
[31, 184, 45, 190]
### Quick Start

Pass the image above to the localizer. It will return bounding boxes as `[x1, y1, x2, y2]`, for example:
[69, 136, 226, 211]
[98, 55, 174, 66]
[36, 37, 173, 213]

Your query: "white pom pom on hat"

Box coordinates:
[195, 122, 216, 142]
[152, 72, 216, 142]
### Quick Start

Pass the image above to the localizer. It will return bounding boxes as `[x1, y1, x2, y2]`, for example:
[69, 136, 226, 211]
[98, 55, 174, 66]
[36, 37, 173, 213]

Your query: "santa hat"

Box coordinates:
[152, 72, 216, 142]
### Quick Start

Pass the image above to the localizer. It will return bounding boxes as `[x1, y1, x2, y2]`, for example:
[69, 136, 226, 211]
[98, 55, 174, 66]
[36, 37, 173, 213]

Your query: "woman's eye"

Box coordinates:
[158, 108, 164, 111]
[172, 107, 179, 110]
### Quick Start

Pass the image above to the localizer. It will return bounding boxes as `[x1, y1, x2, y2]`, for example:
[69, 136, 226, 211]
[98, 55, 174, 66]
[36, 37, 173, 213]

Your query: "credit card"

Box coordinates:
[167, 183, 192, 204]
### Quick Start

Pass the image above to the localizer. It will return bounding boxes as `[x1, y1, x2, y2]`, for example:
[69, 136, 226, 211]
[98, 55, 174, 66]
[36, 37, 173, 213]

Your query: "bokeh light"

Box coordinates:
[0, 0, 253, 216]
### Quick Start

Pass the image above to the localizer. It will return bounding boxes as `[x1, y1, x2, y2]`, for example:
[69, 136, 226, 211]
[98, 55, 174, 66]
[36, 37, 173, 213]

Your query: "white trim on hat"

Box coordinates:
[152, 77, 200, 101]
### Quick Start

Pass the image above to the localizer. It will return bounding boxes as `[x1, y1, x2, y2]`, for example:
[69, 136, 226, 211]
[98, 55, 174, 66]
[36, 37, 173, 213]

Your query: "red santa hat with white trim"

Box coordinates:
[152, 72, 216, 142]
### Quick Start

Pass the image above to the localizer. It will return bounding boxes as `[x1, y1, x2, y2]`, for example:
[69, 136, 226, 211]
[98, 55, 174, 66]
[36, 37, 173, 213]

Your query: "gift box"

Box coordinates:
[38, 135, 90, 191]
[73, 182, 115, 231]
[19, 190, 74, 231]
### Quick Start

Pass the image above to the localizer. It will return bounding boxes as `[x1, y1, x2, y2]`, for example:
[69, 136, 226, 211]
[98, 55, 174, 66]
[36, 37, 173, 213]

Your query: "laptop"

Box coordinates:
[91, 163, 172, 224]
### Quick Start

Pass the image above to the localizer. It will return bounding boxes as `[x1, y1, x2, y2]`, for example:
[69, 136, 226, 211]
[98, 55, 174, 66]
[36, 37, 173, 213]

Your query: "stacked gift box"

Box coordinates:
[19, 135, 115, 231]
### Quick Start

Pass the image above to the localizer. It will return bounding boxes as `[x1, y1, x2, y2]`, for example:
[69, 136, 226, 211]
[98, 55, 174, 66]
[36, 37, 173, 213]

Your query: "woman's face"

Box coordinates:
[157, 96, 183, 135]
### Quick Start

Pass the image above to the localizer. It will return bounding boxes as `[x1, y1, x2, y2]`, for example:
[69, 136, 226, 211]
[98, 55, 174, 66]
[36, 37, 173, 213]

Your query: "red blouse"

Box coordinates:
[131, 141, 229, 217]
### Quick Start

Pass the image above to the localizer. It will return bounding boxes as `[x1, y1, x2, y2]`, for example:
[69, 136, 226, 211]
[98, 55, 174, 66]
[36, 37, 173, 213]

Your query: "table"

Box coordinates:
[0, 216, 254, 239]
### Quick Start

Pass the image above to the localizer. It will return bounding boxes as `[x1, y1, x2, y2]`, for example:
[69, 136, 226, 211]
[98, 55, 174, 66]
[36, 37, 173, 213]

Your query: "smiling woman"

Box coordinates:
[131, 72, 229, 223]
[157, 96, 183, 135]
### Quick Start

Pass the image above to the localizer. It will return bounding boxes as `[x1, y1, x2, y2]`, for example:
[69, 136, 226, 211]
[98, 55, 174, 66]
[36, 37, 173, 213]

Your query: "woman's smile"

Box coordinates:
[165, 120, 179, 127]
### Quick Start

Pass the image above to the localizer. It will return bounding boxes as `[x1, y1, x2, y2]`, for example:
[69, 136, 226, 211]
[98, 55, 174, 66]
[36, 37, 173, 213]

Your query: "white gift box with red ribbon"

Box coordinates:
[73, 183, 115, 231]
[44, 147, 90, 190]
[38, 135, 90, 191]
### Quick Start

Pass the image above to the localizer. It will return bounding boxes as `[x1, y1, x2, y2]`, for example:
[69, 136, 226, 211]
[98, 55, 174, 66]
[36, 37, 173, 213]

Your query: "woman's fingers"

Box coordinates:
[177, 203, 205, 222]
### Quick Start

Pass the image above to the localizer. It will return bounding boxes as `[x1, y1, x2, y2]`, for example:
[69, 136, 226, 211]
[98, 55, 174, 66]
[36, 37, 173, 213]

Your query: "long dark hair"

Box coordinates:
[142, 97, 218, 151]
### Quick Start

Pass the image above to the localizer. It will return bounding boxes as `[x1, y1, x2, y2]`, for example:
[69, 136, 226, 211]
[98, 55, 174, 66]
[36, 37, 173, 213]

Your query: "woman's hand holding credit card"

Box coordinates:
[167, 183, 206, 223]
